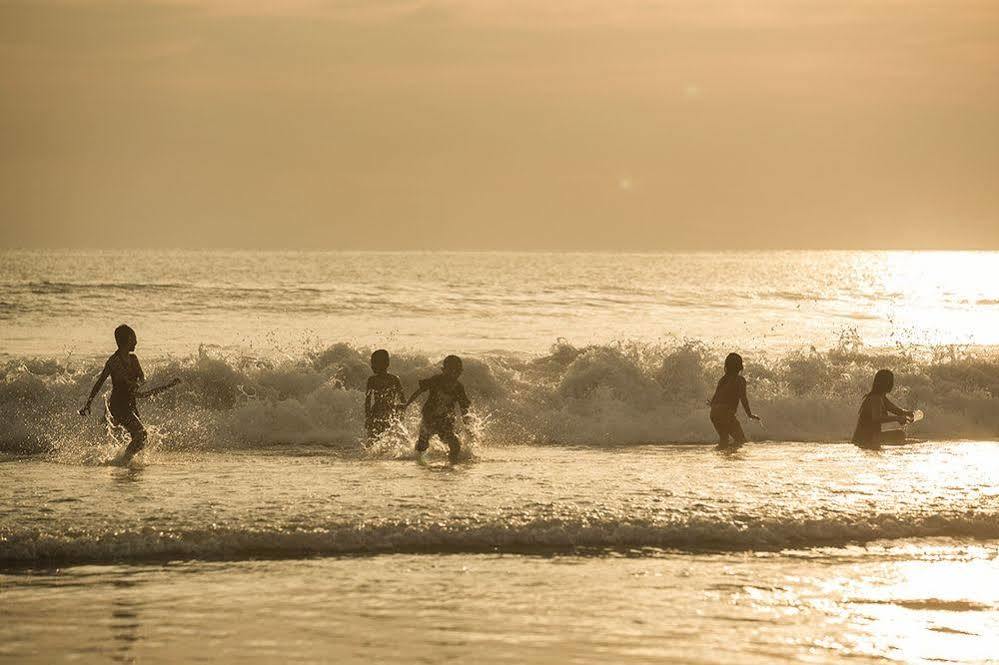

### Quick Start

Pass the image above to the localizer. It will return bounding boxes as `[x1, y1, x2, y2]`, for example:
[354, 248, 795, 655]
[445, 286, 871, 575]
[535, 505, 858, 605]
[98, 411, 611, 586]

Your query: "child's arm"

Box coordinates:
[739, 378, 760, 420]
[135, 378, 181, 399]
[458, 388, 470, 415]
[364, 378, 374, 419]
[403, 385, 427, 408]
[457, 385, 472, 423]
[883, 396, 914, 422]
[79, 360, 112, 415]
[393, 376, 406, 407]
[868, 397, 907, 425]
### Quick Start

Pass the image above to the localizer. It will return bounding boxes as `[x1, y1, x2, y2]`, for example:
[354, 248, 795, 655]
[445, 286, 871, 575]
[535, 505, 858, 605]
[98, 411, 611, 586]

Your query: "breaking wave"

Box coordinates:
[2, 335, 999, 454]
[2, 509, 997, 564]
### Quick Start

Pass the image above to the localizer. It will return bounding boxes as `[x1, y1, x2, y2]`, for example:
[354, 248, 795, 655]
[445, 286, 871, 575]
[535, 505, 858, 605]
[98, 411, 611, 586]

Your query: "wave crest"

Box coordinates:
[2, 337, 999, 453]
[3, 509, 997, 564]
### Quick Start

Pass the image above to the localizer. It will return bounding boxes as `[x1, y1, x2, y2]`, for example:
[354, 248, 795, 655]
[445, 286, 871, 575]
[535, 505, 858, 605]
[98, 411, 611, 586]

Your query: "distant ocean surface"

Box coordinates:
[4, 249, 999, 358]
[3, 250, 998, 664]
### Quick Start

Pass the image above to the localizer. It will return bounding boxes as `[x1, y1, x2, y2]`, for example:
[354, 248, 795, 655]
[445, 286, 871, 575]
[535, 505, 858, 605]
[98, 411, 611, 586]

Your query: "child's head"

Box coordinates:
[724, 352, 744, 375]
[370, 349, 390, 374]
[114, 324, 137, 351]
[442, 354, 463, 378]
[871, 369, 894, 395]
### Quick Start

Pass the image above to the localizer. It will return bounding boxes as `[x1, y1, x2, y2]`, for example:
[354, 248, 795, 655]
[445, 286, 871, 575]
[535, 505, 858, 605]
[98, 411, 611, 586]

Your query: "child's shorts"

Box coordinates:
[710, 408, 745, 445]
[109, 401, 147, 445]
[416, 418, 459, 452]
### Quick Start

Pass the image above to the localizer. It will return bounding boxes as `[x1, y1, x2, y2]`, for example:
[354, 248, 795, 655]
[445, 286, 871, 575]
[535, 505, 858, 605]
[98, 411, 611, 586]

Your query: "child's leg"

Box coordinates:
[415, 421, 432, 452]
[710, 412, 730, 445]
[880, 430, 906, 444]
[440, 430, 461, 465]
[121, 418, 147, 458]
[729, 418, 747, 445]
[110, 403, 147, 457]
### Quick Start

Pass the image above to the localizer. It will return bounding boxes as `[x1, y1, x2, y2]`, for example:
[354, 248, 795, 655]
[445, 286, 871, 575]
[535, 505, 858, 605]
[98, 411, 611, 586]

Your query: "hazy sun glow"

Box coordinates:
[2, 0, 998, 250]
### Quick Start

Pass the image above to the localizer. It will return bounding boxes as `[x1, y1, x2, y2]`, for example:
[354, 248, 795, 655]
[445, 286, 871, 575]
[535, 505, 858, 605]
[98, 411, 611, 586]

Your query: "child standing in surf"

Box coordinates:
[79, 324, 178, 460]
[404, 355, 471, 465]
[364, 349, 405, 442]
[852, 369, 914, 447]
[709, 352, 761, 447]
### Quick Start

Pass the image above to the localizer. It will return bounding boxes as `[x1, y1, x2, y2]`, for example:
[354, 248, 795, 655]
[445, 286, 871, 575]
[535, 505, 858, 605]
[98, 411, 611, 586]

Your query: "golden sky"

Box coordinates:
[1, 0, 997, 249]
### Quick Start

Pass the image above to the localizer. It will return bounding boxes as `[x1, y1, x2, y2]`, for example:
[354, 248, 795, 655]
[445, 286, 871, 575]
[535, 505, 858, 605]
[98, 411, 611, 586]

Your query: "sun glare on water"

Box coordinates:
[854, 251, 999, 348]
[834, 556, 999, 664]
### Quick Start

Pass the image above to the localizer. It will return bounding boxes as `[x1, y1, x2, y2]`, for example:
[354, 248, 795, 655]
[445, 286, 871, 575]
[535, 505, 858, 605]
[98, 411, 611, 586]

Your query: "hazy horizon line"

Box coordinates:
[3, 246, 998, 254]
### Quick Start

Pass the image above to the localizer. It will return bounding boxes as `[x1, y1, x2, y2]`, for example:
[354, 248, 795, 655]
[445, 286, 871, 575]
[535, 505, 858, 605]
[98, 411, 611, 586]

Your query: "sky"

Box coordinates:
[1, 0, 997, 250]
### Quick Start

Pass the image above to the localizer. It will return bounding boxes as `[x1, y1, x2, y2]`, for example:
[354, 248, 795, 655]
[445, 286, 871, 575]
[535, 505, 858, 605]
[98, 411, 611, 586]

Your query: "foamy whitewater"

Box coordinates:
[2, 250, 998, 664]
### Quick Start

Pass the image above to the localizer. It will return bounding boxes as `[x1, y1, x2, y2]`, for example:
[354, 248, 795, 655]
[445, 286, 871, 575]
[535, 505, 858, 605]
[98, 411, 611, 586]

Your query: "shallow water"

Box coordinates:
[3, 443, 998, 563]
[4, 547, 998, 665]
[2, 444, 998, 664]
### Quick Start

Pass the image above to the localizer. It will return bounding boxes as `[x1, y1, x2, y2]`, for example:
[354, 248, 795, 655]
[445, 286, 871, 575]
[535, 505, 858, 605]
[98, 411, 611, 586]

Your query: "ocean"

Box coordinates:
[2, 249, 998, 664]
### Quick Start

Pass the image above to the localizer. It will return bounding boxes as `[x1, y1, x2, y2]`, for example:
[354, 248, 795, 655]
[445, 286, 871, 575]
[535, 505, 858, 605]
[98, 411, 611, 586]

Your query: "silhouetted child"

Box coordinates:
[79, 324, 179, 460]
[709, 352, 760, 447]
[404, 355, 471, 465]
[852, 369, 914, 447]
[364, 349, 405, 442]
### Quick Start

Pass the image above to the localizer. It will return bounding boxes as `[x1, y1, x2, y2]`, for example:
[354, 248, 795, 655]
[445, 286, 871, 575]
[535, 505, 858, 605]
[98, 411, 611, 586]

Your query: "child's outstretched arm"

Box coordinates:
[865, 397, 907, 425]
[883, 396, 914, 422]
[393, 376, 406, 407]
[79, 360, 111, 415]
[403, 385, 427, 408]
[884, 396, 913, 417]
[455, 384, 473, 426]
[739, 379, 761, 421]
[135, 378, 181, 399]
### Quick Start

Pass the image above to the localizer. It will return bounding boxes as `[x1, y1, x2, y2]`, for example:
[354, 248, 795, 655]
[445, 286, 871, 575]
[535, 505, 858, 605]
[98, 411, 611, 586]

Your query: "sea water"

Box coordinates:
[2, 250, 998, 664]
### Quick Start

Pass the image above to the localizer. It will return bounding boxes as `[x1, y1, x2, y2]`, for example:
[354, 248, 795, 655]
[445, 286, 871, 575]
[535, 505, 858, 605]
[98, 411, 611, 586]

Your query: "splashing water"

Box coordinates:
[3, 337, 998, 457]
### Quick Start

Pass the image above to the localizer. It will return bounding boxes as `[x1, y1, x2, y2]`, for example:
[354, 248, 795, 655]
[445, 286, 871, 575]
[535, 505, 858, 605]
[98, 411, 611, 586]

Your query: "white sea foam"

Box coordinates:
[2, 337, 998, 454]
[3, 508, 997, 564]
